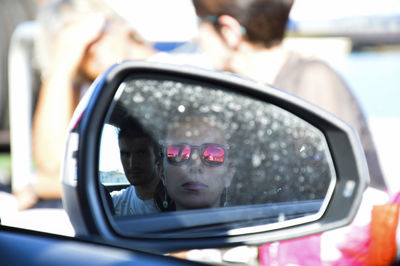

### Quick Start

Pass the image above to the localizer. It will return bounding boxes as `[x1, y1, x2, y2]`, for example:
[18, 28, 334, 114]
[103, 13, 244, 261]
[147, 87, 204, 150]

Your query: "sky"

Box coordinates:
[290, 0, 400, 20]
[103, 0, 400, 42]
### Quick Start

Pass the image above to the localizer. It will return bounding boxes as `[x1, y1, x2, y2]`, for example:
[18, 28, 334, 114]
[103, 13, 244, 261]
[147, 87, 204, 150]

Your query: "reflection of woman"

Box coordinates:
[156, 117, 235, 211]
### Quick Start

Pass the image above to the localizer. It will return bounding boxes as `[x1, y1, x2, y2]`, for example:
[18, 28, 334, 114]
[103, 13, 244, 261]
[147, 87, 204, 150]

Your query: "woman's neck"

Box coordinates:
[228, 43, 289, 85]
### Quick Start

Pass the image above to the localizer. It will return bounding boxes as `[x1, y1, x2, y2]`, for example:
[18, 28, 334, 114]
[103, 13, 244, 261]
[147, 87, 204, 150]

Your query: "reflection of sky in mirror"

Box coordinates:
[99, 124, 123, 173]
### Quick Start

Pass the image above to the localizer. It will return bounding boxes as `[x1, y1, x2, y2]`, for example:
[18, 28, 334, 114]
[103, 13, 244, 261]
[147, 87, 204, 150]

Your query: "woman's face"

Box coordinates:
[81, 20, 140, 80]
[162, 120, 234, 210]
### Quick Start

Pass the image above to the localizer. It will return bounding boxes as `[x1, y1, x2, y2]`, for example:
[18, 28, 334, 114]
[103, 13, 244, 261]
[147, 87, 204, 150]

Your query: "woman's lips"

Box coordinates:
[182, 182, 208, 191]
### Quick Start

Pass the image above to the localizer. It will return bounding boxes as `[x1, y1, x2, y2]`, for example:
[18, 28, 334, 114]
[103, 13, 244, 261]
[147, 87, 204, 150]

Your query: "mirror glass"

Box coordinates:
[99, 75, 336, 229]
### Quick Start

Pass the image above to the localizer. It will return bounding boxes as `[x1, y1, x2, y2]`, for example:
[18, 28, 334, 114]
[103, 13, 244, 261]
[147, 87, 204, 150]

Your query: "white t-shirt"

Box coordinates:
[111, 186, 159, 216]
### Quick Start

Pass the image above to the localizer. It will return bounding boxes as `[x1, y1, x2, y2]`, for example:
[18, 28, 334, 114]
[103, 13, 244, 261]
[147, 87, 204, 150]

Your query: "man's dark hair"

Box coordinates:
[118, 116, 160, 157]
[193, 0, 294, 48]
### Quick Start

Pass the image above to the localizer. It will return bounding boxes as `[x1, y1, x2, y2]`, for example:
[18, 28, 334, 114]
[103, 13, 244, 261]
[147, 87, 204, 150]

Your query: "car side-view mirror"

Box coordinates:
[62, 61, 368, 254]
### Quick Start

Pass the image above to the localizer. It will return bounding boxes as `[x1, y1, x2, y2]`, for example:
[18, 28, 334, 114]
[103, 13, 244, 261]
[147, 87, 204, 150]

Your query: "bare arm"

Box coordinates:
[30, 15, 105, 200]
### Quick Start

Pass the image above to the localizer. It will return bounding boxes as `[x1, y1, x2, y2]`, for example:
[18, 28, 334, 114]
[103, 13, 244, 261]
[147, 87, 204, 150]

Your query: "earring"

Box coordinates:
[160, 173, 168, 209]
[162, 186, 168, 209]
[224, 188, 229, 207]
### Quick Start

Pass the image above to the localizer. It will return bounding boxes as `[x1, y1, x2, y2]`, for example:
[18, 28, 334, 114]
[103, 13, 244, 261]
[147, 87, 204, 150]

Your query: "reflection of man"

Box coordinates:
[110, 117, 160, 215]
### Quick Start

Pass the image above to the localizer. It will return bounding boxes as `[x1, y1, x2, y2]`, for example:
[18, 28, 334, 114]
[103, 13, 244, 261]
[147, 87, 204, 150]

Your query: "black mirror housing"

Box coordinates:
[62, 61, 368, 253]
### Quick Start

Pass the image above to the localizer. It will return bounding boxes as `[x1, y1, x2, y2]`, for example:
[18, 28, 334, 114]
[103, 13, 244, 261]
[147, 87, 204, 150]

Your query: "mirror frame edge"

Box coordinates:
[69, 61, 369, 252]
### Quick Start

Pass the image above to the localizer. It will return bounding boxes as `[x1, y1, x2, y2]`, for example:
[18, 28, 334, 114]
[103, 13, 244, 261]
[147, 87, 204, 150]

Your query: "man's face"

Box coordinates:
[162, 121, 234, 210]
[119, 137, 157, 186]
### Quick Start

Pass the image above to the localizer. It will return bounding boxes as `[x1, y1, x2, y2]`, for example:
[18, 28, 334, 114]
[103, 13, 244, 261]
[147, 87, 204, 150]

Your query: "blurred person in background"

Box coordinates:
[191, 0, 391, 264]
[192, 0, 386, 192]
[15, 0, 156, 210]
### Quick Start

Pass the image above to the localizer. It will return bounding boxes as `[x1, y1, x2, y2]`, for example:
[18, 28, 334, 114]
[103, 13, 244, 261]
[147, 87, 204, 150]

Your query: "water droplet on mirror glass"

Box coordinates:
[185, 130, 192, 138]
[211, 104, 222, 112]
[252, 154, 262, 167]
[178, 105, 186, 113]
[199, 106, 210, 113]
[280, 142, 287, 149]
[154, 91, 162, 98]
[132, 94, 145, 103]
